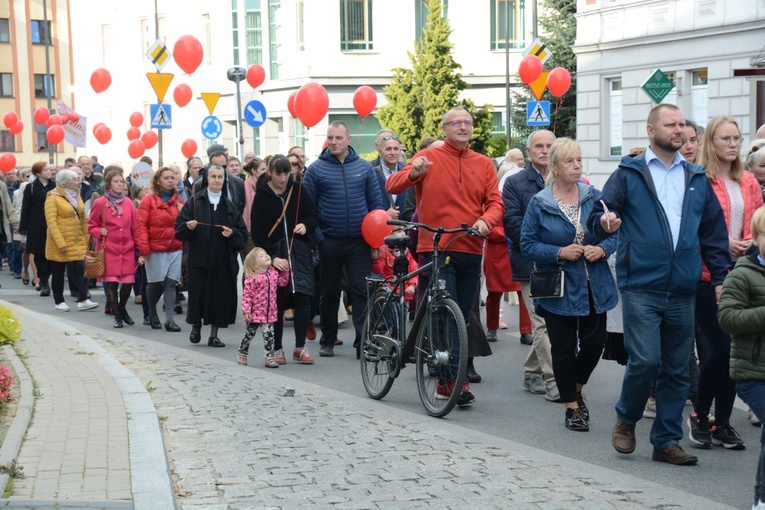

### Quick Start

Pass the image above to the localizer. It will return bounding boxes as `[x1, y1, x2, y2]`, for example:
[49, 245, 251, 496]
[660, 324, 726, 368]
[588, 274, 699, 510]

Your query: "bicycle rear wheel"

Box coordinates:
[360, 289, 401, 400]
[415, 297, 468, 417]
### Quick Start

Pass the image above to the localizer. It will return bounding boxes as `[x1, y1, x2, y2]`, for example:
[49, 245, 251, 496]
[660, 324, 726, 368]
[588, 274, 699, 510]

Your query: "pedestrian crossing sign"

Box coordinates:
[150, 103, 172, 130]
[527, 101, 551, 126]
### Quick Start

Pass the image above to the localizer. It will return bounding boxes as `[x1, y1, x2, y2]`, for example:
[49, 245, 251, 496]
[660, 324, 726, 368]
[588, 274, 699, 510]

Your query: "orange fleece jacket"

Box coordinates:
[387, 140, 504, 255]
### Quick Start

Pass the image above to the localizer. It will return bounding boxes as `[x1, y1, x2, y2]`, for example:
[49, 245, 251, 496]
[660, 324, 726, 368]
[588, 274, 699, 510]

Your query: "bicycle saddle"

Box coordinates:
[384, 235, 411, 249]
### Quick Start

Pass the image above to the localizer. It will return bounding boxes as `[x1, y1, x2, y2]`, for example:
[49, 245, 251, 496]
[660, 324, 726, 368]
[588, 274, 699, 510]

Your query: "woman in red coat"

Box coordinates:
[136, 167, 185, 332]
[88, 168, 139, 328]
[484, 225, 531, 343]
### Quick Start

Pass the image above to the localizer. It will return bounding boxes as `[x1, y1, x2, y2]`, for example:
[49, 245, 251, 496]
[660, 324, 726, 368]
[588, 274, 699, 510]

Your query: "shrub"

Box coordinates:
[0, 307, 20, 345]
[0, 366, 12, 404]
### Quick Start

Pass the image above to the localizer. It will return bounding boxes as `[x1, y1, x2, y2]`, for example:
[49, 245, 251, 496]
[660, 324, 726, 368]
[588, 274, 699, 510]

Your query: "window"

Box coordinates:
[490, 0, 526, 51]
[34, 74, 55, 98]
[328, 114, 381, 155]
[609, 79, 622, 157]
[490, 111, 506, 137]
[0, 131, 14, 152]
[415, 0, 448, 43]
[0, 74, 12, 97]
[295, 119, 308, 152]
[340, 0, 373, 51]
[0, 19, 10, 43]
[247, 0, 263, 65]
[662, 71, 677, 105]
[202, 14, 212, 65]
[691, 69, 708, 128]
[297, 0, 305, 51]
[31, 20, 51, 45]
[268, 0, 280, 78]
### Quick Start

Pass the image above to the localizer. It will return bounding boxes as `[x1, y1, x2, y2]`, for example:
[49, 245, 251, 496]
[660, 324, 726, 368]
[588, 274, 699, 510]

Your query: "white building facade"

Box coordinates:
[574, 0, 765, 186]
[70, 0, 541, 168]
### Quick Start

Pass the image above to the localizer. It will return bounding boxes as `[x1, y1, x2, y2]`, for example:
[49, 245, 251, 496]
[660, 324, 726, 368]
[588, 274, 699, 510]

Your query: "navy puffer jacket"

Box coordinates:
[303, 146, 386, 243]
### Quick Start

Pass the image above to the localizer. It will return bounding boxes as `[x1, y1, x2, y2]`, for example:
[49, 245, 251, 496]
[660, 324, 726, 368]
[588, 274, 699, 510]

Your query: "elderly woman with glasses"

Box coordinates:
[45, 169, 99, 312]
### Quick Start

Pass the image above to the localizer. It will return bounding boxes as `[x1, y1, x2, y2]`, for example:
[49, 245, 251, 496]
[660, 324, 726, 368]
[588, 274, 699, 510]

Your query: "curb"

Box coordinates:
[0, 343, 34, 497]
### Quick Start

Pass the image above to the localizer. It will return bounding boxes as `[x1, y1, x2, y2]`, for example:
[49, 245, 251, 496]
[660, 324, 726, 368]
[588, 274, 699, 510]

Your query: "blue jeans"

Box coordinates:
[6, 241, 21, 275]
[616, 290, 695, 450]
[736, 380, 765, 506]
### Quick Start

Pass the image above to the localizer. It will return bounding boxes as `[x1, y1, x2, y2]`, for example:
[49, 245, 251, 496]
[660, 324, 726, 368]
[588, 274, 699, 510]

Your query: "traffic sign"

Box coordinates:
[201, 115, 223, 140]
[523, 38, 552, 65]
[527, 101, 551, 126]
[150, 103, 172, 130]
[529, 71, 550, 101]
[642, 69, 675, 104]
[146, 73, 174, 103]
[201, 93, 221, 115]
[146, 39, 171, 72]
[244, 100, 267, 128]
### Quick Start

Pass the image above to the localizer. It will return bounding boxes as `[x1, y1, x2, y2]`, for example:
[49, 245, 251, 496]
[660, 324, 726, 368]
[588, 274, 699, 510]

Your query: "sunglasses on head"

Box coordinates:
[381, 135, 400, 143]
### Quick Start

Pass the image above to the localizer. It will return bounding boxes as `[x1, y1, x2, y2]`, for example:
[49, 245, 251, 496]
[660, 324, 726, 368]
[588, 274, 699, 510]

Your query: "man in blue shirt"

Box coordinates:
[588, 104, 730, 466]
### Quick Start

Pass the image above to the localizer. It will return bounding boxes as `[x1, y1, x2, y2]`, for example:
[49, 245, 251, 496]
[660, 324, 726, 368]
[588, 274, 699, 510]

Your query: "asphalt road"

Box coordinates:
[2, 271, 757, 509]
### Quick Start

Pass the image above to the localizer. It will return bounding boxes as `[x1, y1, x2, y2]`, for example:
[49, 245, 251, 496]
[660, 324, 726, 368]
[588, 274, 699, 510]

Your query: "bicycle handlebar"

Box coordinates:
[387, 219, 486, 238]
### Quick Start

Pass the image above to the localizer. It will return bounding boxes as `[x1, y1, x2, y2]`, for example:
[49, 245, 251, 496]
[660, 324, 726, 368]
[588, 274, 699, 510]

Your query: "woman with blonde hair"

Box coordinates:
[688, 115, 764, 450]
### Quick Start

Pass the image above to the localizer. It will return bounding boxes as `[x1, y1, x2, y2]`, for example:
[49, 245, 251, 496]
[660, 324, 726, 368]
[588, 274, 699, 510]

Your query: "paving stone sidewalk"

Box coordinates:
[64, 319, 728, 509]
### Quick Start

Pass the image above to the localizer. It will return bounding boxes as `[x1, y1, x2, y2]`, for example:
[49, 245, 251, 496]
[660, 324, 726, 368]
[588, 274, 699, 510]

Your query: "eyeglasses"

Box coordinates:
[381, 135, 400, 142]
[715, 136, 742, 145]
[443, 120, 473, 127]
[290, 162, 300, 167]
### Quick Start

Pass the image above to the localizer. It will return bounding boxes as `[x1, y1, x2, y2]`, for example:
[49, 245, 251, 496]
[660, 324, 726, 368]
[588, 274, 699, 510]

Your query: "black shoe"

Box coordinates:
[22, 278, 29, 285]
[164, 320, 181, 332]
[466, 365, 482, 383]
[208, 337, 225, 347]
[40, 286, 50, 297]
[319, 345, 334, 357]
[121, 311, 135, 326]
[179, 292, 186, 301]
[566, 408, 589, 431]
[174, 304, 183, 314]
[149, 315, 162, 330]
[520, 333, 533, 345]
[114, 316, 124, 329]
[189, 327, 201, 344]
[577, 392, 590, 422]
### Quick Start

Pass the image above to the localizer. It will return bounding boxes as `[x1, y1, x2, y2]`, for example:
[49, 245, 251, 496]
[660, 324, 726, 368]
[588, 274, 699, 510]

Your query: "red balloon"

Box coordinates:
[46, 115, 62, 128]
[90, 68, 111, 94]
[518, 55, 543, 85]
[47, 125, 65, 145]
[246, 64, 266, 89]
[173, 83, 193, 107]
[60, 114, 70, 124]
[181, 139, 197, 159]
[127, 127, 141, 141]
[128, 139, 146, 159]
[353, 86, 377, 119]
[141, 130, 158, 149]
[3, 112, 18, 129]
[294, 82, 329, 129]
[92, 122, 105, 135]
[9, 121, 23, 135]
[129, 112, 144, 127]
[547, 67, 572, 98]
[34, 107, 50, 125]
[361, 210, 393, 248]
[287, 91, 298, 119]
[94, 125, 111, 145]
[173, 35, 204, 75]
[68, 112, 80, 124]
[0, 153, 16, 173]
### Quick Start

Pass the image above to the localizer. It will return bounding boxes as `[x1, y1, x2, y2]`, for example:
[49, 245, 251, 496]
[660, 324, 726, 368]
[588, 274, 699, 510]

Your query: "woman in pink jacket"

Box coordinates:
[237, 247, 290, 367]
[88, 168, 140, 328]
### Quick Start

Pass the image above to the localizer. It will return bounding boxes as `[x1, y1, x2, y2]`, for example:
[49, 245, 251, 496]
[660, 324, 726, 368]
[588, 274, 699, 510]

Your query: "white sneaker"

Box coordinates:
[54, 302, 70, 312]
[750, 408, 762, 426]
[77, 299, 99, 311]
[643, 398, 657, 419]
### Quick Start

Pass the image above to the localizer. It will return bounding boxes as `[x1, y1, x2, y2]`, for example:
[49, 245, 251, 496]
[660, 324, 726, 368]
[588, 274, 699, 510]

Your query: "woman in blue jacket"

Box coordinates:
[521, 138, 618, 432]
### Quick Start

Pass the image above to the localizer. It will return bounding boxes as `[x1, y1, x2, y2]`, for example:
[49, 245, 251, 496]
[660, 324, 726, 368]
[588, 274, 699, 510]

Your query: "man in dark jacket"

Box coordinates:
[502, 129, 559, 402]
[373, 132, 406, 218]
[588, 104, 731, 466]
[303, 120, 386, 357]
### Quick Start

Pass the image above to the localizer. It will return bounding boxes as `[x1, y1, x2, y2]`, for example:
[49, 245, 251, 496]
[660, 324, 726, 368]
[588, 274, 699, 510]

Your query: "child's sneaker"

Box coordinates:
[237, 352, 247, 366]
[265, 355, 279, 368]
[273, 349, 287, 364]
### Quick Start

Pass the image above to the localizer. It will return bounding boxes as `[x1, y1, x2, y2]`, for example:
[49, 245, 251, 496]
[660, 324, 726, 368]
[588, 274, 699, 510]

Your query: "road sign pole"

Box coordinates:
[154, 0, 162, 167]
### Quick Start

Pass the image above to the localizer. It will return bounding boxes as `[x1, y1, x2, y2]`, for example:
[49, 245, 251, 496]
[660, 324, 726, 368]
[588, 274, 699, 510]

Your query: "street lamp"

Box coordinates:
[227, 67, 246, 159]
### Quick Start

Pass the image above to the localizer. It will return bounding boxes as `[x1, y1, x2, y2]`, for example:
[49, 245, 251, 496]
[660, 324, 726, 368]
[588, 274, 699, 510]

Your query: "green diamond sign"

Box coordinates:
[642, 69, 675, 103]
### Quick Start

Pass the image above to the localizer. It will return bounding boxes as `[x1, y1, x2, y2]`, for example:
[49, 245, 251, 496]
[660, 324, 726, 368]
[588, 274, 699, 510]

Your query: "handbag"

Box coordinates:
[529, 264, 565, 299]
[84, 202, 106, 279]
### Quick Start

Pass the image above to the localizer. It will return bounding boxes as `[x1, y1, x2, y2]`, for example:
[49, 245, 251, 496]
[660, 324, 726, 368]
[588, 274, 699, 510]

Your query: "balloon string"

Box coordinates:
[552, 98, 563, 135]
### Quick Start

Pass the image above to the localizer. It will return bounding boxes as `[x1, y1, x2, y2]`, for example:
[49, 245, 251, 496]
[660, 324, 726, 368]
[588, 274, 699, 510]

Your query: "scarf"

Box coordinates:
[159, 190, 174, 203]
[64, 189, 79, 210]
[243, 176, 257, 232]
[207, 189, 221, 211]
[103, 189, 125, 216]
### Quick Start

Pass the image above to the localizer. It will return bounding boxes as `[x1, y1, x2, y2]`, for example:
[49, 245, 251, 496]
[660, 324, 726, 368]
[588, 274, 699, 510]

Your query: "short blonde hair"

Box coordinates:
[751, 206, 765, 238]
[545, 138, 581, 186]
[243, 247, 267, 277]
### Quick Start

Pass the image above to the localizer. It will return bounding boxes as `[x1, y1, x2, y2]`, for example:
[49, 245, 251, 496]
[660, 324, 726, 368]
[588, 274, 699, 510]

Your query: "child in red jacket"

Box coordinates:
[371, 229, 418, 307]
[237, 247, 290, 368]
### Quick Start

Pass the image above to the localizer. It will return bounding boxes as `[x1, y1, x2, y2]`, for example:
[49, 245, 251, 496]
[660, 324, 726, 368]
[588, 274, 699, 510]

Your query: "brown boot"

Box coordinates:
[612, 416, 636, 454]
[652, 444, 698, 465]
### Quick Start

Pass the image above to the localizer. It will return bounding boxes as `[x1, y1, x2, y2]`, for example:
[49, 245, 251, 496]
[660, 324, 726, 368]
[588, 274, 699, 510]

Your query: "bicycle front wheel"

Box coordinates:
[415, 297, 468, 418]
[360, 289, 401, 400]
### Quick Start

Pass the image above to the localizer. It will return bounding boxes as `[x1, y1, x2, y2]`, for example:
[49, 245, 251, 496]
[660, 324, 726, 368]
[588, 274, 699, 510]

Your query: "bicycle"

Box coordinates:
[360, 219, 482, 418]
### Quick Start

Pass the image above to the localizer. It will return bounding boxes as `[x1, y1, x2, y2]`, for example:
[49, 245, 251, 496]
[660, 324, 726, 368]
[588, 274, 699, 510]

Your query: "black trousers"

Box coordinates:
[51, 260, 87, 305]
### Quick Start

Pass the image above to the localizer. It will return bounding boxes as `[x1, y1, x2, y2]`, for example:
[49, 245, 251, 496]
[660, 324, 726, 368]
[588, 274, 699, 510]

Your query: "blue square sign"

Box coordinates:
[527, 101, 551, 127]
[150, 103, 172, 130]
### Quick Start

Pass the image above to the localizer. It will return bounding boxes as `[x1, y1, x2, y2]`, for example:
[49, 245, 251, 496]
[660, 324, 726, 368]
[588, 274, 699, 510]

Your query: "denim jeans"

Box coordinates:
[736, 380, 765, 506]
[616, 289, 695, 450]
[6, 241, 21, 275]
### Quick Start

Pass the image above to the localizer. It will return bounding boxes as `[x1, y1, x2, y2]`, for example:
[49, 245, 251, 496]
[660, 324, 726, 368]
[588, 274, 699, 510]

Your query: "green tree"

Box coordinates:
[511, 0, 577, 141]
[378, 0, 495, 155]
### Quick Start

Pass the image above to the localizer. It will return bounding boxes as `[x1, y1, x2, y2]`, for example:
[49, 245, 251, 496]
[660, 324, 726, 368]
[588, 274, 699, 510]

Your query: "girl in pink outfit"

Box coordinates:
[238, 247, 290, 367]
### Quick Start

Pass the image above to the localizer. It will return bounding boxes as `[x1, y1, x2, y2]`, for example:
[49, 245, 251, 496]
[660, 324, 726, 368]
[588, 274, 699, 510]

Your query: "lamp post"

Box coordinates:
[226, 67, 246, 159]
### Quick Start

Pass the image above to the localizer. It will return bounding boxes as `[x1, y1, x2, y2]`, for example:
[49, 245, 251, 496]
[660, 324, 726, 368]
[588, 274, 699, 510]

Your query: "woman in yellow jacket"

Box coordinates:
[45, 169, 99, 312]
